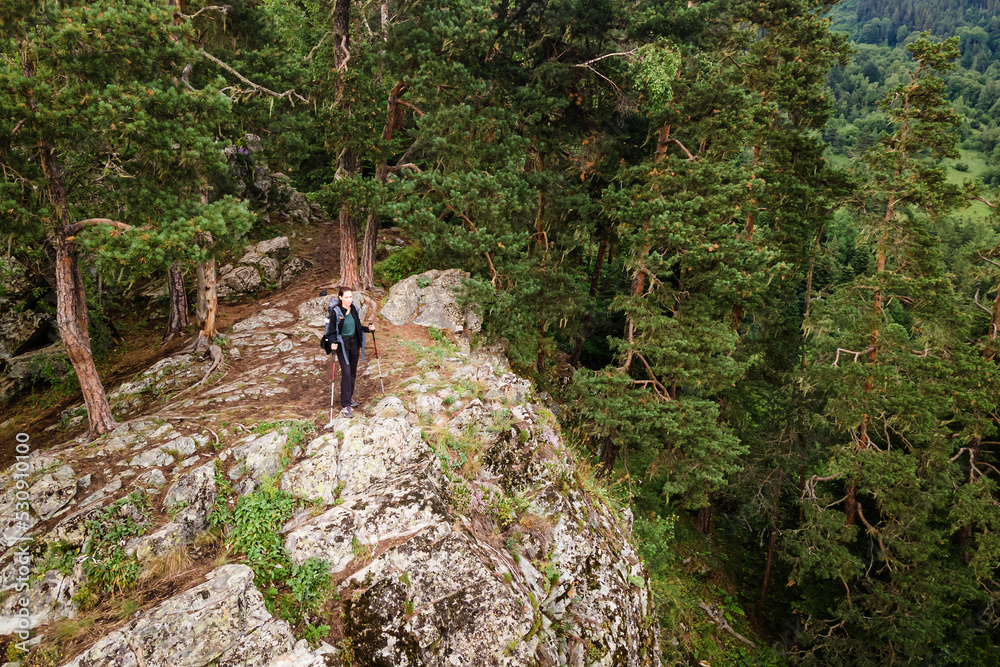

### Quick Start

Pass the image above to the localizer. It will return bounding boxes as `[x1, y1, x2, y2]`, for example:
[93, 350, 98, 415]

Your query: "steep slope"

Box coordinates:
[0, 267, 660, 666]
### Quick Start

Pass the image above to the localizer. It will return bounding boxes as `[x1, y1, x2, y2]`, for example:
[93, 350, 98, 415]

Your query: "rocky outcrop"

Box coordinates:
[223, 134, 324, 226]
[217, 237, 304, 298]
[0, 345, 70, 402]
[0, 255, 59, 401]
[0, 310, 52, 361]
[0, 276, 658, 667]
[380, 269, 482, 334]
[62, 565, 295, 667]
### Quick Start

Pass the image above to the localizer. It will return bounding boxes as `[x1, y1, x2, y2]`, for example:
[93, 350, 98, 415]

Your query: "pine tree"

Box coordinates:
[0, 0, 248, 435]
[789, 34, 1000, 663]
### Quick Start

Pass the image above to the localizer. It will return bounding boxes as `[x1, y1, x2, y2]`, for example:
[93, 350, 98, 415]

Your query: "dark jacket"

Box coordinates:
[325, 299, 372, 361]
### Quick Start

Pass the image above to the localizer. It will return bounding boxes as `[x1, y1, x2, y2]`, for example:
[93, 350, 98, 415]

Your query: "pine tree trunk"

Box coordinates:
[196, 261, 208, 328]
[339, 204, 361, 288]
[25, 42, 117, 436]
[164, 262, 189, 343]
[53, 229, 118, 436]
[598, 437, 618, 479]
[758, 465, 783, 622]
[360, 81, 407, 290]
[570, 229, 608, 367]
[193, 257, 218, 352]
[333, 0, 360, 288]
[537, 321, 546, 373]
[360, 211, 379, 291]
[696, 497, 712, 534]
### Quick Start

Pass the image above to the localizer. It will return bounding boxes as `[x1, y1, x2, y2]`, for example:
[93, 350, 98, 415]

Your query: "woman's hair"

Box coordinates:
[338, 286, 354, 298]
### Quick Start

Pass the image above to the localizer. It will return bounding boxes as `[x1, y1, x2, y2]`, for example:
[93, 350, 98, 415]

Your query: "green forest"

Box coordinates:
[3, 0, 1000, 664]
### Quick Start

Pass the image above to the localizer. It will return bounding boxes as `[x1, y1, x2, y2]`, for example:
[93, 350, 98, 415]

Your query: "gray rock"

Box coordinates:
[380, 275, 419, 325]
[164, 436, 197, 457]
[61, 565, 294, 667]
[29, 473, 77, 520]
[469, 341, 510, 372]
[0, 255, 31, 302]
[255, 237, 291, 261]
[280, 434, 338, 504]
[135, 469, 168, 488]
[0, 569, 78, 633]
[0, 310, 51, 361]
[128, 449, 175, 469]
[0, 346, 69, 401]
[381, 269, 482, 334]
[128, 522, 184, 561]
[231, 431, 288, 482]
[242, 254, 280, 282]
[163, 462, 217, 538]
[414, 394, 445, 417]
[279, 258, 304, 285]
[372, 396, 408, 419]
[231, 309, 294, 333]
[218, 264, 262, 297]
[285, 469, 451, 575]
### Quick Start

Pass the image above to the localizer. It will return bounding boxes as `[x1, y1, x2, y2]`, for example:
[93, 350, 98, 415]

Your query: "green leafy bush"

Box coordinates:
[374, 244, 425, 287]
[74, 493, 150, 609]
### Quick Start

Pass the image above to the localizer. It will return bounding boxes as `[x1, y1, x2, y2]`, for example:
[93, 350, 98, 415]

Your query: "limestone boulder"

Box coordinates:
[380, 269, 481, 333]
[239, 251, 281, 282]
[163, 461, 217, 538]
[29, 468, 77, 520]
[0, 345, 70, 401]
[380, 275, 419, 326]
[254, 236, 291, 261]
[61, 565, 295, 667]
[218, 265, 262, 297]
[0, 255, 31, 303]
[0, 310, 52, 360]
[0, 569, 79, 634]
[230, 430, 289, 482]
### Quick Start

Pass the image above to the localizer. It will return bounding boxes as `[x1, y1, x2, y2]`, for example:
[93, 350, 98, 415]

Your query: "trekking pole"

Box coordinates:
[326, 351, 337, 428]
[370, 328, 385, 396]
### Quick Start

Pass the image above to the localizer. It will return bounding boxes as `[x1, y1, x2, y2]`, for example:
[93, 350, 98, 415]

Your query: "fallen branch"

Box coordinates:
[571, 49, 638, 68]
[179, 4, 230, 20]
[672, 138, 699, 161]
[974, 288, 993, 314]
[306, 32, 332, 62]
[802, 473, 841, 501]
[397, 100, 425, 116]
[698, 602, 756, 649]
[856, 505, 893, 573]
[833, 346, 873, 367]
[485, 252, 498, 287]
[199, 49, 308, 105]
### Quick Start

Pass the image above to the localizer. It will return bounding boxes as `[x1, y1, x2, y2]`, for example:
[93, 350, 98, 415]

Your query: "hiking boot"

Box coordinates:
[350, 400, 360, 408]
[341, 407, 353, 418]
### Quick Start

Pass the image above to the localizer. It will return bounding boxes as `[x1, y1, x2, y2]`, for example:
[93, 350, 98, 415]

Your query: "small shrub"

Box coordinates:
[228, 481, 295, 589]
[954, 161, 969, 172]
[374, 244, 425, 287]
[33, 541, 78, 577]
[74, 492, 150, 609]
[289, 557, 332, 617]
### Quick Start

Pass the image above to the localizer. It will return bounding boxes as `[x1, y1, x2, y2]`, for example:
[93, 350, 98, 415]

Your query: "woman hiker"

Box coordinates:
[325, 287, 375, 417]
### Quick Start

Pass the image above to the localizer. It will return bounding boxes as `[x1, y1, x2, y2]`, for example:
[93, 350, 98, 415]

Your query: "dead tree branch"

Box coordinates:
[199, 49, 308, 105]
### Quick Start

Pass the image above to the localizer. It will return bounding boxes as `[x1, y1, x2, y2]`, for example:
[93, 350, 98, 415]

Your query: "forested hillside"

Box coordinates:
[2, 0, 1000, 664]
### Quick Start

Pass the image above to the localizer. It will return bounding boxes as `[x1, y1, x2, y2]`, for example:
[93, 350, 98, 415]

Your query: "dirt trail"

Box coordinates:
[1, 216, 434, 460]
